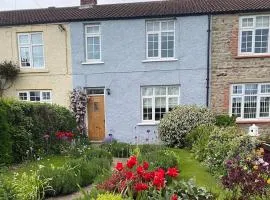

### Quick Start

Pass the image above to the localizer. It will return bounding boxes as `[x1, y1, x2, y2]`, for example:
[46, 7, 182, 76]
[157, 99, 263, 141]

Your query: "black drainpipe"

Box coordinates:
[206, 15, 211, 107]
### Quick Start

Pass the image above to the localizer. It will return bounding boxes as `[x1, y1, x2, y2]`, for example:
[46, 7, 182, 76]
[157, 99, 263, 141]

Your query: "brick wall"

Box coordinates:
[211, 14, 270, 131]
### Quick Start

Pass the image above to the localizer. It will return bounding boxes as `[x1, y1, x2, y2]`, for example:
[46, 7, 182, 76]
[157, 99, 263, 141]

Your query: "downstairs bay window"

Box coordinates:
[18, 90, 52, 103]
[230, 83, 270, 119]
[141, 85, 180, 122]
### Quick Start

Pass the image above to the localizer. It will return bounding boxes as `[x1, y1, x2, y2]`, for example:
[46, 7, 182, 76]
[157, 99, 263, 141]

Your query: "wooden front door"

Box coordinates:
[88, 96, 105, 141]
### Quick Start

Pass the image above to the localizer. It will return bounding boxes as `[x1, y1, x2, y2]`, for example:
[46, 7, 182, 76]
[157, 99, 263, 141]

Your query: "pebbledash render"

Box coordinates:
[211, 13, 270, 132]
[70, 16, 209, 143]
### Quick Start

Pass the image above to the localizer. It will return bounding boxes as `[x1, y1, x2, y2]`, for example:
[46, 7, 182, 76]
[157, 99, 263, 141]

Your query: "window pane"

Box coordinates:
[261, 84, 270, 93]
[153, 22, 160, 31]
[245, 84, 258, 95]
[255, 29, 269, 53]
[87, 36, 100, 60]
[147, 22, 153, 32]
[20, 47, 31, 67]
[143, 98, 152, 120]
[155, 97, 166, 121]
[168, 97, 178, 111]
[148, 34, 159, 57]
[232, 97, 242, 117]
[232, 85, 243, 94]
[256, 16, 269, 28]
[241, 31, 253, 53]
[32, 46, 44, 68]
[161, 32, 174, 58]
[142, 87, 153, 96]
[154, 87, 166, 95]
[244, 96, 257, 118]
[260, 97, 270, 117]
[242, 18, 253, 28]
[168, 86, 179, 95]
[86, 25, 100, 34]
[42, 92, 51, 101]
[31, 33, 42, 44]
[19, 35, 29, 44]
[19, 92, 28, 101]
[30, 91, 41, 102]
[161, 22, 168, 31]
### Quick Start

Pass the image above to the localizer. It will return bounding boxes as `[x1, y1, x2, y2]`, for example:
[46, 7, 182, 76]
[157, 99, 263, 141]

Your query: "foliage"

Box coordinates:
[215, 115, 236, 127]
[0, 108, 12, 164]
[96, 193, 123, 200]
[222, 148, 270, 199]
[140, 150, 178, 170]
[0, 61, 20, 97]
[203, 127, 257, 175]
[0, 99, 78, 164]
[83, 148, 113, 163]
[70, 87, 87, 135]
[167, 179, 215, 200]
[158, 105, 215, 148]
[101, 142, 131, 158]
[258, 133, 270, 144]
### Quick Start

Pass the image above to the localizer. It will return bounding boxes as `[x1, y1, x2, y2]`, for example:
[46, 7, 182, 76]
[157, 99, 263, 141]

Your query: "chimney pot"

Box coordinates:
[80, 0, 97, 6]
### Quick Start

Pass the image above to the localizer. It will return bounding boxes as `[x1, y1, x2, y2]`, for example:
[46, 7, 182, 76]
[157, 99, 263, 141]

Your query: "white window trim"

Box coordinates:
[85, 24, 102, 63]
[18, 90, 52, 104]
[141, 86, 180, 123]
[229, 83, 270, 120]
[17, 32, 45, 69]
[146, 20, 176, 60]
[238, 15, 270, 56]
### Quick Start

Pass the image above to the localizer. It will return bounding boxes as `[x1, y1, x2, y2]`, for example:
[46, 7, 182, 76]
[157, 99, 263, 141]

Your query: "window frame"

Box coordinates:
[230, 83, 270, 119]
[141, 85, 180, 123]
[85, 24, 102, 63]
[238, 15, 270, 56]
[18, 90, 52, 104]
[17, 32, 45, 69]
[146, 20, 176, 60]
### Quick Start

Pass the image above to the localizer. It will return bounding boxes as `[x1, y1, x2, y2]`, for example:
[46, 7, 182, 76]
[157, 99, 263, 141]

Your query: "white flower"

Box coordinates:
[258, 158, 264, 164]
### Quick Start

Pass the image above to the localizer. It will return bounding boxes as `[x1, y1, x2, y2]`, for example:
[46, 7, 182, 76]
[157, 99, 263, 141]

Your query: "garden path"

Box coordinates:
[46, 157, 127, 200]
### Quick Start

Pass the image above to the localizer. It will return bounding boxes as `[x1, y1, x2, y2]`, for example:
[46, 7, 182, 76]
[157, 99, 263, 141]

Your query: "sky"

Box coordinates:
[0, 0, 161, 11]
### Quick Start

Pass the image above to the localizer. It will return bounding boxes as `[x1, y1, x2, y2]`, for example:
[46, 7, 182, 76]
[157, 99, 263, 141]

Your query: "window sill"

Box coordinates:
[236, 118, 270, 124]
[235, 54, 270, 59]
[137, 122, 160, 126]
[82, 61, 105, 65]
[19, 69, 49, 73]
[142, 58, 178, 63]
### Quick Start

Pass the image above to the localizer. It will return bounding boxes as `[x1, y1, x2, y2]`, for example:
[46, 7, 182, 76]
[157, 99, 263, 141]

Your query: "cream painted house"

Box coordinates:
[0, 23, 72, 107]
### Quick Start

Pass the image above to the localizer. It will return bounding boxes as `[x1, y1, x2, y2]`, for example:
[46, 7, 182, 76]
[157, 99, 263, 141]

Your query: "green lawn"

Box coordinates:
[172, 149, 225, 197]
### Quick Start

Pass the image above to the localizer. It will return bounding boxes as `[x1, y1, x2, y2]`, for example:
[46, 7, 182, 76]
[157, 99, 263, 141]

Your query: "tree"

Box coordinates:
[0, 61, 20, 97]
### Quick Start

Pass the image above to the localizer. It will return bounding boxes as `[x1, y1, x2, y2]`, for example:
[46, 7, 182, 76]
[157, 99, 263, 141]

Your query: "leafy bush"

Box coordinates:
[215, 115, 236, 127]
[0, 99, 78, 164]
[140, 150, 178, 170]
[96, 193, 123, 200]
[101, 142, 131, 158]
[83, 148, 113, 163]
[203, 127, 257, 175]
[158, 105, 215, 147]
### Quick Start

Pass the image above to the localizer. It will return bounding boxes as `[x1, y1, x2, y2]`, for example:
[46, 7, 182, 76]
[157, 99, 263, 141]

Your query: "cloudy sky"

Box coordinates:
[0, 0, 161, 11]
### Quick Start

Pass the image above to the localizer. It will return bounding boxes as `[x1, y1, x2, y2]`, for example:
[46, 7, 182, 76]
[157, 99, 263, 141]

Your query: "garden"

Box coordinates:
[0, 98, 270, 200]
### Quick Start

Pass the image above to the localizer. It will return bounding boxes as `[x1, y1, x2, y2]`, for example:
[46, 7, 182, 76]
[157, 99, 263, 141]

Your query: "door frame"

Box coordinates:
[85, 87, 106, 141]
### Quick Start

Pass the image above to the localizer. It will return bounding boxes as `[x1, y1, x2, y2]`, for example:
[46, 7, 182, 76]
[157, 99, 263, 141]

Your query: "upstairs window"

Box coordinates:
[141, 85, 180, 122]
[239, 16, 270, 55]
[18, 33, 45, 68]
[231, 83, 270, 119]
[18, 90, 52, 103]
[85, 24, 101, 62]
[146, 20, 175, 59]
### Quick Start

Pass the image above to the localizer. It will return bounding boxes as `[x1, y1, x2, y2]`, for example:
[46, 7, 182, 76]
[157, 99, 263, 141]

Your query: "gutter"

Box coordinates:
[206, 14, 211, 107]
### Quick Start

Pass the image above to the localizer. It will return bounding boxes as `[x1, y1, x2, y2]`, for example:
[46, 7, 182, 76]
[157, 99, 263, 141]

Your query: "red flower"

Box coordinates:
[166, 167, 179, 178]
[125, 171, 134, 180]
[153, 169, 165, 190]
[142, 172, 154, 181]
[126, 156, 137, 169]
[134, 183, 149, 192]
[136, 166, 144, 175]
[143, 161, 149, 170]
[115, 162, 124, 171]
[171, 194, 178, 200]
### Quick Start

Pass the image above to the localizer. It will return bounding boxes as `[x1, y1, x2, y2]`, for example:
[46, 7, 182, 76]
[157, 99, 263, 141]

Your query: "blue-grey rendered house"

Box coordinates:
[71, 0, 210, 143]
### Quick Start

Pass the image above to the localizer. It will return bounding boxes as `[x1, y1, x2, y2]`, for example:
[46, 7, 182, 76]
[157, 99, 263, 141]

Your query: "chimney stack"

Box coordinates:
[80, 0, 97, 6]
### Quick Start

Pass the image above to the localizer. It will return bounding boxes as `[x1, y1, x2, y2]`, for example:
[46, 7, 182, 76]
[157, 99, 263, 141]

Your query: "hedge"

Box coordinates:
[0, 99, 78, 164]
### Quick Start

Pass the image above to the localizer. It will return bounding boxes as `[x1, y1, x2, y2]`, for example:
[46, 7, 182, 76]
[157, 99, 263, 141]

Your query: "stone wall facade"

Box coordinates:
[211, 13, 270, 132]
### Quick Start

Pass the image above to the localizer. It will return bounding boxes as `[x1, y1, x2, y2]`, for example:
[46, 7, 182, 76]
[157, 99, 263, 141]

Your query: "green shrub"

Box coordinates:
[137, 144, 165, 154]
[158, 105, 215, 148]
[186, 125, 215, 161]
[0, 108, 12, 164]
[83, 148, 113, 163]
[140, 150, 178, 169]
[101, 142, 131, 158]
[215, 115, 236, 127]
[204, 127, 257, 175]
[0, 99, 78, 164]
[96, 193, 123, 200]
